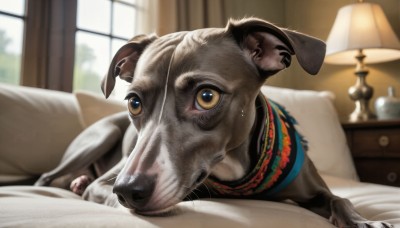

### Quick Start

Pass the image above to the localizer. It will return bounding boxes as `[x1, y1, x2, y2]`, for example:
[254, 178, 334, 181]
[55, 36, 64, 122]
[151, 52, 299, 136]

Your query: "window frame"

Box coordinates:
[74, 0, 136, 94]
[20, 0, 77, 92]
[8, 0, 137, 92]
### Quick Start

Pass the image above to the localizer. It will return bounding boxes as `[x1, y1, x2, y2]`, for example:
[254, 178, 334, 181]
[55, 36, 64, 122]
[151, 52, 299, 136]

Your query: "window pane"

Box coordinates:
[74, 31, 110, 94]
[112, 38, 130, 100]
[113, 3, 135, 39]
[77, 0, 111, 34]
[0, 15, 24, 85]
[111, 38, 127, 56]
[0, 0, 25, 16]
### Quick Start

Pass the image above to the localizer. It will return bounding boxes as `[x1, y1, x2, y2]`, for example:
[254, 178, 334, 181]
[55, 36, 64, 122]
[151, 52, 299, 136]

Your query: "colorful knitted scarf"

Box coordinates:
[204, 95, 305, 198]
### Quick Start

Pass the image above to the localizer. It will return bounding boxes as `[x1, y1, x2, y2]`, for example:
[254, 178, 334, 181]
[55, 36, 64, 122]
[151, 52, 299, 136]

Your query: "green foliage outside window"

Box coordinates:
[0, 30, 20, 85]
[73, 43, 102, 94]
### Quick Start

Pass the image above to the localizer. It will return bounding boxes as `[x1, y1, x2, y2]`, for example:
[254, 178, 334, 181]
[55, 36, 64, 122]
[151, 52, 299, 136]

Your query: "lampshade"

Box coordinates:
[325, 2, 400, 65]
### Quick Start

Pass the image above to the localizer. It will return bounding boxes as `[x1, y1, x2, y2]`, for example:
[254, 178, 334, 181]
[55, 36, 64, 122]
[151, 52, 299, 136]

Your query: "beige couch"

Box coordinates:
[1, 83, 399, 227]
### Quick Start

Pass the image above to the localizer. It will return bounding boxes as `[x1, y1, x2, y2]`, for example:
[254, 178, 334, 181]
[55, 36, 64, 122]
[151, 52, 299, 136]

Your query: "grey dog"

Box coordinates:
[36, 18, 392, 228]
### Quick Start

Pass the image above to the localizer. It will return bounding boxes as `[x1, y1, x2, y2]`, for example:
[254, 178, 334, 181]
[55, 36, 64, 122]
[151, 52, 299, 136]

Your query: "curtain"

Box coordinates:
[135, 0, 227, 36]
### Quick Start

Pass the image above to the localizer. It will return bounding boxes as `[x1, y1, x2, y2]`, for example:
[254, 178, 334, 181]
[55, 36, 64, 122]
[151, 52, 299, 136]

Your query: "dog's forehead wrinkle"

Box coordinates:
[136, 33, 187, 83]
[171, 45, 258, 93]
[129, 76, 159, 93]
[170, 29, 228, 64]
[137, 47, 174, 77]
[183, 28, 226, 46]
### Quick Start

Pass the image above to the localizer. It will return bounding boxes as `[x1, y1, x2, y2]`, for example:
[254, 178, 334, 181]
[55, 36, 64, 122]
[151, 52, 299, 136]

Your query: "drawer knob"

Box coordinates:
[378, 135, 390, 147]
[387, 172, 397, 183]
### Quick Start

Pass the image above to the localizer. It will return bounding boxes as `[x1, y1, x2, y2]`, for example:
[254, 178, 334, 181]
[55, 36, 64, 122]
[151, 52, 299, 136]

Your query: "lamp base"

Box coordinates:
[348, 78, 376, 122]
[348, 49, 376, 122]
[349, 108, 376, 122]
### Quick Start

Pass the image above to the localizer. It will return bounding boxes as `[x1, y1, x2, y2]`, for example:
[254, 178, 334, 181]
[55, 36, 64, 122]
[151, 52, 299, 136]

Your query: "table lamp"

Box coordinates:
[325, 1, 400, 122]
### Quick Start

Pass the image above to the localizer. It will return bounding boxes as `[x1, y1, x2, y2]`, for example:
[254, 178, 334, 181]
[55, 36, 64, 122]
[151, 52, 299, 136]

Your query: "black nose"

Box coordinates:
[113, 174, 156, 210]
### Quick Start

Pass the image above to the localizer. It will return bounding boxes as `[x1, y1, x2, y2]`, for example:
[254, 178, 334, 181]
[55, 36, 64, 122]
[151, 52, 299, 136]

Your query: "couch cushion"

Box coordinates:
[1, 178, 399, 227]
[74, 91, 126, 128]
[261, 86, 358, 180]
[0, 83, 83, 183]
[0, 186, 334, 228]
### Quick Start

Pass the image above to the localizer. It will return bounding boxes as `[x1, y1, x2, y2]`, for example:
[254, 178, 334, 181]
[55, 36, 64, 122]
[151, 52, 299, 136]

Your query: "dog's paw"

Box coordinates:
[330, 217, 393, 228]
[363, 221, 393, 228]
[329, 197, 393, 228]
[353, 221, 393, 228]
[356, 221, 392, 228]
[70, 175, 93, 196]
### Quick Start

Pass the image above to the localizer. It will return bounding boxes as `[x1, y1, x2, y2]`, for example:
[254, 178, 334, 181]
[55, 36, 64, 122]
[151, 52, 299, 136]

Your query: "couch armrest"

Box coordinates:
[0, 83, 83, 184]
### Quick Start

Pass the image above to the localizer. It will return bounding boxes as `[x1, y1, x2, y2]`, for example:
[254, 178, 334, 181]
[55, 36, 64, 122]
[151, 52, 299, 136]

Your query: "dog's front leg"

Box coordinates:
[35, 112, 130, 187]
[279, 158, 393, 228]
[82, 159, 125, 208]
[329, 195, 393, 228]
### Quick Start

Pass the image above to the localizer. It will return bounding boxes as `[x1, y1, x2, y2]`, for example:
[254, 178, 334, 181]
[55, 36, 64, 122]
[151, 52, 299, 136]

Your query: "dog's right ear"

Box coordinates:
[101, 34, 158, 98]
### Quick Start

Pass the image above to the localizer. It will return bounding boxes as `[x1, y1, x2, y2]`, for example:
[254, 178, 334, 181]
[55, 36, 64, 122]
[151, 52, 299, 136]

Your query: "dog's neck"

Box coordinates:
[205, 95, 305, 197]
[210, 94, 264, 181]
[210, 139, 253, 181]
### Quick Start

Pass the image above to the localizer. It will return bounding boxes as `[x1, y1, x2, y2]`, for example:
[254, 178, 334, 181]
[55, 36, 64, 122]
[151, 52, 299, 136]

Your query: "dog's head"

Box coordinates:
[102, 18, 325, 215]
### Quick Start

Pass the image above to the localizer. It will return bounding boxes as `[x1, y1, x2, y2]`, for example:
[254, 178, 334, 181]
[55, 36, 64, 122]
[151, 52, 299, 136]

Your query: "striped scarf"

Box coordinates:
[205, 95, 305, 197]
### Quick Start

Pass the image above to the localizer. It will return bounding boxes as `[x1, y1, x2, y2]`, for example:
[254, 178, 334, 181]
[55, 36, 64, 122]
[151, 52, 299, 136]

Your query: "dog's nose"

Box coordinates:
[113, 174, 156, 210]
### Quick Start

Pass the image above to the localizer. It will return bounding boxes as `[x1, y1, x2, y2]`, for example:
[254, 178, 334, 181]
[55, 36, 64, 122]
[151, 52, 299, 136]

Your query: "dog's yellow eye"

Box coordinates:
[196, 88, 220, 110]
[128, 96, 142, 116]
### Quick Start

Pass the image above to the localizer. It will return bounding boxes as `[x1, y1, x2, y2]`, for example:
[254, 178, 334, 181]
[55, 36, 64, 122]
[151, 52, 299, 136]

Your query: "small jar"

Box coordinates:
[375, 86, 400, 120]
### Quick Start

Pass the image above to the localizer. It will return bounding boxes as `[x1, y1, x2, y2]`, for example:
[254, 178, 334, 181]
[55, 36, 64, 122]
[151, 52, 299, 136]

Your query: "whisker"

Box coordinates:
[190, 190, 200, 201]
[112, 199, 119, 208]
[150, 178, 179, 207]
[182, 185, 198, 209]
[202, 183, 212, 198]
[152, 189, 177, 208]
[182, 185, 197, 200]
[107, 176, 117, 182]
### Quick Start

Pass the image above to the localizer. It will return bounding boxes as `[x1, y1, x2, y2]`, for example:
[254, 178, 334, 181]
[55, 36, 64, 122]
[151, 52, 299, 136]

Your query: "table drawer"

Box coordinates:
[352, 128, 400, 157]
[354, 159, 400, 187]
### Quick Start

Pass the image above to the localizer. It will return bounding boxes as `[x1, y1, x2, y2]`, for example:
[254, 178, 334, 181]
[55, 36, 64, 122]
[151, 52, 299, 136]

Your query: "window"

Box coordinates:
[0, 0, 26, 85]
[0, 0, 139, 95]
[74, 0, 137, 99]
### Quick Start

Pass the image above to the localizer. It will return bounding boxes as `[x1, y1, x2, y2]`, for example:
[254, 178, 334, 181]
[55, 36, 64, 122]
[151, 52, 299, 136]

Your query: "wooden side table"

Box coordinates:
[342, 119, 400, 187]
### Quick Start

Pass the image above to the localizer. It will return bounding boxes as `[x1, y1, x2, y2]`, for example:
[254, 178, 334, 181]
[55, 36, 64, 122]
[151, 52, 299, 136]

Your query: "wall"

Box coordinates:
[225, 0, 400, 119]
[224, 0, 286, 27]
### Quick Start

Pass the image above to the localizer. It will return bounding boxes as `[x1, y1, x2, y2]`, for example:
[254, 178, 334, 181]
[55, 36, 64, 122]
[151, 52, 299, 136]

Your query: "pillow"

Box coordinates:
[261, 85, 359, 181]
[0, 83, 83, 183]
[74, 91, 126, 128]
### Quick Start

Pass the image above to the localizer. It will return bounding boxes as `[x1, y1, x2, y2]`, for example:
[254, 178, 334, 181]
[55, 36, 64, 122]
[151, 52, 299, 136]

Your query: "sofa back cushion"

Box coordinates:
[0, 83, 83, 183]
[262, 86, 358, 180]
[74, 91, 126, 128]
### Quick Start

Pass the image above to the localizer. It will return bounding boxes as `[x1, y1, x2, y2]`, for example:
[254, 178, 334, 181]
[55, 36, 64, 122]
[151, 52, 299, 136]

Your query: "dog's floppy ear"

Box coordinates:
[227, 18, 326, 77]
[101, 34, 158, 98]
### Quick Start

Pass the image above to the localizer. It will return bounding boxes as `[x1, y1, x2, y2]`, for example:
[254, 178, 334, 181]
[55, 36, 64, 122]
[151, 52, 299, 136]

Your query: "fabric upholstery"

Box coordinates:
[262, 86, 358, 180]
[324, 175, 400, 225]
[0, 185, 334, 228]
[74, 91, 126, 128]
[0, 84, 83, 183]
[1, 175, 400, 227]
